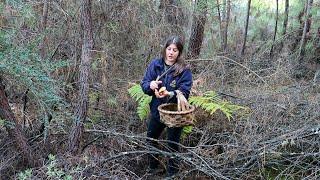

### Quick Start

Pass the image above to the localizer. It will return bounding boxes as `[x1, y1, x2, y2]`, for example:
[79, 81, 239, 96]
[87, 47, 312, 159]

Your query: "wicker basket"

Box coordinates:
[158, 103, 195, 128]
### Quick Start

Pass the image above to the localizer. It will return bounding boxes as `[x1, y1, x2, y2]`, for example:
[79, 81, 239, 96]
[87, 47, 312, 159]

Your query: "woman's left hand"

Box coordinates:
[154, 89, 169, 98]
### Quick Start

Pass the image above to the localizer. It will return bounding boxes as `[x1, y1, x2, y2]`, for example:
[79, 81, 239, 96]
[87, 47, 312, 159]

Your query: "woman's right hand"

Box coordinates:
[150, 80, 162, 90]
[154, 88, 169, 98]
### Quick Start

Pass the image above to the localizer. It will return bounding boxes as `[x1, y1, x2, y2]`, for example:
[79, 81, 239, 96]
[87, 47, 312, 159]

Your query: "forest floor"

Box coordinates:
[0, 55, 319, 179]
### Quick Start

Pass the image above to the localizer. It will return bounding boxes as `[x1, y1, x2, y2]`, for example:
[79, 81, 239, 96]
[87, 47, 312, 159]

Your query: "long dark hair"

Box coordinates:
[161, 36, 189, 77]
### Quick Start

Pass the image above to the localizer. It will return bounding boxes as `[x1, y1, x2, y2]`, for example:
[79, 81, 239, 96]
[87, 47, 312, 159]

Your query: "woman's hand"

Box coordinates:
[154, 88, 169, 98]
[150, 80, 162, 91]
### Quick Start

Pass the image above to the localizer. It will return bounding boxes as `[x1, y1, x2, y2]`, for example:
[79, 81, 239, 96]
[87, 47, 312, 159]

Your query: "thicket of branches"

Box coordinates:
[0, 0, 319, 179]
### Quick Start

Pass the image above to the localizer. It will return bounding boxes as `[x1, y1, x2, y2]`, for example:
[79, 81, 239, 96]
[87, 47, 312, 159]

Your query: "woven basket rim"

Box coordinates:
[158, 103, 195, 115]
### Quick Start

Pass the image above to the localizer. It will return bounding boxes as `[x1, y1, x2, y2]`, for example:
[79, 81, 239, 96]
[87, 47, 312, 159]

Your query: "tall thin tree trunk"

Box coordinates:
[270, 0, 279, 57]
[299, 0, 313, 59]
[40, 0, 49, 60]
[291, 3, 308, 51]
[280, 0, 289, 51]
[68, 0, 93, 155]
[241, 0, 251, 56]
[216, 0, 223, 49]
[282, 0, 289, 36]
[221, 0, 226, 49]
[223, 0, 230, 51]
[217, 0, 230, 51]
[187, 0, 208, 59]
[0, 77, 39, 166]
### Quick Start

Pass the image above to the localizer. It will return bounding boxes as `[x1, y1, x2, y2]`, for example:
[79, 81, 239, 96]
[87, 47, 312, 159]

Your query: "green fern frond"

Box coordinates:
[189, 91, 247, 121]
[137, 96, 151, 120]
[128, 83, 151, 120]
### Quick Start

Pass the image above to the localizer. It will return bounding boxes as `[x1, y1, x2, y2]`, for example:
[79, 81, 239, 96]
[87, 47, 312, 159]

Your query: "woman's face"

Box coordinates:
[165, 43, 179, 65]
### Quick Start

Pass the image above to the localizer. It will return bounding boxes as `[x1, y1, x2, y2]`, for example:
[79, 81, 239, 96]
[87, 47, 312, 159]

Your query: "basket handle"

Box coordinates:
[175, 90, 191, 111]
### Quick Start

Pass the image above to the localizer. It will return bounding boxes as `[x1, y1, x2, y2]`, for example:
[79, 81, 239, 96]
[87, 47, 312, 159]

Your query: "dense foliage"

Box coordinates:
[0, 0, 319, 179]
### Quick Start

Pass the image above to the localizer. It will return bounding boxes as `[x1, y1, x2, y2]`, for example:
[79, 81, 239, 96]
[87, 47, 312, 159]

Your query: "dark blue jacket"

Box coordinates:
[141, 58, 192, 120]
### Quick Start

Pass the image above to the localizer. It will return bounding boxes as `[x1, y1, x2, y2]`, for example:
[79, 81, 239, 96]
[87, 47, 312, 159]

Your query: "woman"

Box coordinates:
[140, 36, 192, 176]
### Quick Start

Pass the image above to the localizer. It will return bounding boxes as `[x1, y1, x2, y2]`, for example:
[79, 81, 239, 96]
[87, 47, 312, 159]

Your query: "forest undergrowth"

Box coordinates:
[2, 49, 319, 179]
[1, 0, 319, 179]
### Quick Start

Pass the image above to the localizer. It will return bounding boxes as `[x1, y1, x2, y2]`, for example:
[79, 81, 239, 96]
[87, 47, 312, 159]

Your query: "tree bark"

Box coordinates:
[270, 0, 279, 57]
[68, 0, 93, 155]
[241, 0, 251, 56]
[299, 0, 313, 59]
[39, 0, 49, 60]
[216, 0, 223, 49]
[280, 0, 289, 51]
[0, 77, 39, 166]
[217, 0, 229, 51]
[187, 0, 208, 59]
[222, 0, 230, 51]
[282, 0, 289, 36]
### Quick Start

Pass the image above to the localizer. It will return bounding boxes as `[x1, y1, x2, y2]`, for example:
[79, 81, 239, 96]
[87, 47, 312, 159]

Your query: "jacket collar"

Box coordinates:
[155, 58, 175, 73]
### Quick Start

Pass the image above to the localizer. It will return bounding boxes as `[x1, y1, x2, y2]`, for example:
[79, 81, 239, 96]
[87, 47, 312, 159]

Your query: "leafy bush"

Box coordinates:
[0, 2, 69, 135]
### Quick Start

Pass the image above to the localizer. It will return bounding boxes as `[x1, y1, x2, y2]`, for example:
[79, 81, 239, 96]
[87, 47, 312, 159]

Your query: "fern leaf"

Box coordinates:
[189, 91, 248, 121]
[128, 83, 151, 120]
